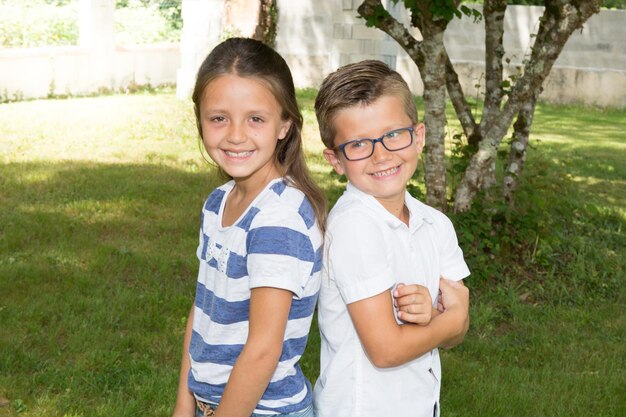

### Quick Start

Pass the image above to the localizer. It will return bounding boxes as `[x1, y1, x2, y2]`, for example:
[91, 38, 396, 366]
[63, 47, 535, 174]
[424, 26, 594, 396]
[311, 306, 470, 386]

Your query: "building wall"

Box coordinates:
[0, 0, 180, 101]
[0, 1, 624, 108]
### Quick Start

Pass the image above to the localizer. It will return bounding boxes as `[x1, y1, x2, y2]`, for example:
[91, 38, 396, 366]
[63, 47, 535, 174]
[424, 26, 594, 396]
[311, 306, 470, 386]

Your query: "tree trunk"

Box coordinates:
[478, 0, 507, 194]
[253, 0, 277, 47]
[479, 0, 507, 141]
[453, 0, 602, 212]
[503, 92, 537, 205]
[420, 21, 449, 211]
[358, 0, 449, 211]
[358, 0, 602, 213]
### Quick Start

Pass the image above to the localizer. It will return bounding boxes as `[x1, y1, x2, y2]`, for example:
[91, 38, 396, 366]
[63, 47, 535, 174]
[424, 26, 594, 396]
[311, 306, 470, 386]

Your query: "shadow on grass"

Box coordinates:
[0, 161, 223, 416]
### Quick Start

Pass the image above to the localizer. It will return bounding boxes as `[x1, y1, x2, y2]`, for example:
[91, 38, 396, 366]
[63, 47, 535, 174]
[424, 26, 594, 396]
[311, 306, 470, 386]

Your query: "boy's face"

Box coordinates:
[323, 94, 425, 212]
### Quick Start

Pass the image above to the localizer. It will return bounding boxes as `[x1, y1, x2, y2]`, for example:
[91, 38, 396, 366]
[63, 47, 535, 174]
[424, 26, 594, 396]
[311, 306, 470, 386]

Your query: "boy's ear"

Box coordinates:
[277, 120, 292, 140]
[323, 148, 345, 176]
[414, 123, 426, 153]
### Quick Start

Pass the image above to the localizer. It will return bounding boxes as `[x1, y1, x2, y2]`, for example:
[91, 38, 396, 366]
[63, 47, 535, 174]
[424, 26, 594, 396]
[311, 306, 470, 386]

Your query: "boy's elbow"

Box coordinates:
[440, 333, 465, 349]
[366, 346, 403, 368]
[441, 317, 470, 349]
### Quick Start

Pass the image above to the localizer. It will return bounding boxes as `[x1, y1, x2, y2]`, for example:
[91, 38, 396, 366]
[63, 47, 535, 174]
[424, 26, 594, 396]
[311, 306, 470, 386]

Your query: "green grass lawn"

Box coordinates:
[0, 90, 624, 416]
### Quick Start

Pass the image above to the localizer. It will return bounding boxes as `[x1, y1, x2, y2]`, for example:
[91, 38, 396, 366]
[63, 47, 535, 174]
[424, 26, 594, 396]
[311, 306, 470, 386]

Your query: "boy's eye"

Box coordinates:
[348, 140, 369, 150]
[210, 116, 225, 123]
[250, 116, 264, 123]
[385, 130, 400, 140]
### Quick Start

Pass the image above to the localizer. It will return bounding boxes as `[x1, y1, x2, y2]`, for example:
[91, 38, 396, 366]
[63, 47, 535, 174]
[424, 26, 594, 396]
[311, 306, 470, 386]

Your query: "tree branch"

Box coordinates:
[503, 91, 537, 205]
[357, 0, 424, 66]
[445, 52, 478, 146]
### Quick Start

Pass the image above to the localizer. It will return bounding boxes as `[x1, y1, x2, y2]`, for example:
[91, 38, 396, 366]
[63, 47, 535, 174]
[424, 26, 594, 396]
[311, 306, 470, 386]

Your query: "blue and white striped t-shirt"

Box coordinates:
[188, 178, 322, 414]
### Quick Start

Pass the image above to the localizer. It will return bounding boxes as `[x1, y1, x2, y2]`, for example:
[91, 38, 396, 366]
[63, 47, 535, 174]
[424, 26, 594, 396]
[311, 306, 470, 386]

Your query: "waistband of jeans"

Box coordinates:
[196, 399, 217, 417]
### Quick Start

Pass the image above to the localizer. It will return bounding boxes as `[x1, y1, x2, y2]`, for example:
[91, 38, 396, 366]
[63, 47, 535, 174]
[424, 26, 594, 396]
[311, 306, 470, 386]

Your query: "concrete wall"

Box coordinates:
[0, 44, 179, 100]
[441, 5, 626, 107]
[0, 1, 624, 108]
[177, 1, 625, 108]
[0, 0, 180, 101]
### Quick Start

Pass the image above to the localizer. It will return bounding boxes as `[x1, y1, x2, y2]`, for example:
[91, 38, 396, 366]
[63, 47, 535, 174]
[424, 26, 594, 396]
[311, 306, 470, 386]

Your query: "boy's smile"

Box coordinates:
[323, 95, 425, 216]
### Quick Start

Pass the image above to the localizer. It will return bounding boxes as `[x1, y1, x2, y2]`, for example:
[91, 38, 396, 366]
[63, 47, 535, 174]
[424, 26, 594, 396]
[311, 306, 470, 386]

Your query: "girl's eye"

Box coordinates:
[250, 116, 264, 123]
[210, 116, 225, 123]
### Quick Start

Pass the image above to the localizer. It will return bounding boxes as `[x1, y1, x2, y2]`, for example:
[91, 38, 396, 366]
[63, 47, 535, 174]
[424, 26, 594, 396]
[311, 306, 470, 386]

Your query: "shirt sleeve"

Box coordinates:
[326, 211, 396, 304]
[438, 215, 471, 281]
[246, 207, 316, 299]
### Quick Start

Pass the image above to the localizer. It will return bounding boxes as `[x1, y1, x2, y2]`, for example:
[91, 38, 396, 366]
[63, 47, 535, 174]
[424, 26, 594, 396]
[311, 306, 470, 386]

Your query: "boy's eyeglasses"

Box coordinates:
[335, 127, 414, 161]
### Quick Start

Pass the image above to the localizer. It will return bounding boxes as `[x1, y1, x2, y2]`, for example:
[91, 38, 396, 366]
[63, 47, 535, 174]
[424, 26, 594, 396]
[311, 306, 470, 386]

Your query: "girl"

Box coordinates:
[172, 38, 326, 417]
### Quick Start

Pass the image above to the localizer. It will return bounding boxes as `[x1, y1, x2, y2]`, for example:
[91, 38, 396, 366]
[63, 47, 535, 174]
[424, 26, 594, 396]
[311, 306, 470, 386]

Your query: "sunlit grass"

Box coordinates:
[1, 91, 624, 417]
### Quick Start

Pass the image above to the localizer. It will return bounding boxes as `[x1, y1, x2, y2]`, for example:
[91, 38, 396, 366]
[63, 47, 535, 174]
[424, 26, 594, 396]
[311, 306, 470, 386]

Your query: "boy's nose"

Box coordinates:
[371, 141, 392, 163]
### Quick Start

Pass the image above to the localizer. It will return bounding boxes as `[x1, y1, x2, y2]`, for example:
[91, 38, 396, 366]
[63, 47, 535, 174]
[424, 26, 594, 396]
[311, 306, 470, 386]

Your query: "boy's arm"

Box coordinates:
[347, 278, 469, 368]
[172, 306, 196, 417]
[437, 278, 470, 349]
[214, 287, 292, 417]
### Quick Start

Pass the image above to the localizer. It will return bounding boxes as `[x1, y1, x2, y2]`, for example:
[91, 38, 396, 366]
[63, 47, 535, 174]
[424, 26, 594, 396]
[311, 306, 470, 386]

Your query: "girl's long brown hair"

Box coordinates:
[192, 37, 327, 232]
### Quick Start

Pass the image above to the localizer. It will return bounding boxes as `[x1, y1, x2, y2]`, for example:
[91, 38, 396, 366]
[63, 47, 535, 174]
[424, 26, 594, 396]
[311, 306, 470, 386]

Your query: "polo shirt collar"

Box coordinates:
[345, 182, 434, 231]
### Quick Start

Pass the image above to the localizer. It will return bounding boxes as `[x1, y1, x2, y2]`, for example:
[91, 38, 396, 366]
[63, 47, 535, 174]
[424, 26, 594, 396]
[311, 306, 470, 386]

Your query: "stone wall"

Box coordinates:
[177, 1, 624, 107]
[1, 1, 623, 108]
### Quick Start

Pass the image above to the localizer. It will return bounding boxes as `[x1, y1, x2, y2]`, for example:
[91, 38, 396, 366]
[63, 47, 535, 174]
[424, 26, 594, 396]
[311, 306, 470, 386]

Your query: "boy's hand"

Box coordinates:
[393, 283, 433, 325]
[437, 278, 470, 348]
[438, 278, 468, 313]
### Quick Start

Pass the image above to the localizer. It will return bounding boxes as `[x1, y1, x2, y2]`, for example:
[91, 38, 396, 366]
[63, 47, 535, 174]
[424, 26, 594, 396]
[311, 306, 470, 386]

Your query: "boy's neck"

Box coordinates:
[376, 196, 409, 226]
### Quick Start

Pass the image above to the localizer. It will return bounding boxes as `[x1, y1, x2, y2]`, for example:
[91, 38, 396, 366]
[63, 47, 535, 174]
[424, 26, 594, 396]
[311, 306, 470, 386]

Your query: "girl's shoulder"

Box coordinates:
[252, 179, 318, 234]
[202, 181, 234, 215]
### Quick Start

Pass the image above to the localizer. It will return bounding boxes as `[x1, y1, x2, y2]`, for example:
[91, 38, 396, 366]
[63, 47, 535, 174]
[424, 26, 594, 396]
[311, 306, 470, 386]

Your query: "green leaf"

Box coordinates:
[363, 3, 392, 28]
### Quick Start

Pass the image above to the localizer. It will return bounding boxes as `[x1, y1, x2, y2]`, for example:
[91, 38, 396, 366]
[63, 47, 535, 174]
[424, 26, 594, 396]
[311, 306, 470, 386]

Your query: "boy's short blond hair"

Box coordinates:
[315, 60, 418, 149]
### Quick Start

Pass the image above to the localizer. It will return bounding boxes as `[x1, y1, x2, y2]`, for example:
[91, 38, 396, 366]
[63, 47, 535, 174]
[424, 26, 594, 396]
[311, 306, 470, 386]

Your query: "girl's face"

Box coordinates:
[199, 74, 291, 187]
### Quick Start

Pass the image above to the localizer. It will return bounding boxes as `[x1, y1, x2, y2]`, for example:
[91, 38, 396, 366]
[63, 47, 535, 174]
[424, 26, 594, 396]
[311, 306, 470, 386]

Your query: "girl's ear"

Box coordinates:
[277, 119, 292, 140]
[323, 148, 345, 176]
[414, 123, 426, 154]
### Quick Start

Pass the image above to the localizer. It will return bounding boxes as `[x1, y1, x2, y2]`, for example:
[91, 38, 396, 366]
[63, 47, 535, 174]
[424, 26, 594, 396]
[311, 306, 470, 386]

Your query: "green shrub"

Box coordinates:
[0, 0, 182, 48]
[0, 0, 79, 48]
[115, 0, 181, 44]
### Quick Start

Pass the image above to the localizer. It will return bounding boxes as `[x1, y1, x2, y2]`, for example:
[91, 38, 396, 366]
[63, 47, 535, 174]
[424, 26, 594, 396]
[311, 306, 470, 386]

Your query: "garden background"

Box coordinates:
[1, 1, 625, 416]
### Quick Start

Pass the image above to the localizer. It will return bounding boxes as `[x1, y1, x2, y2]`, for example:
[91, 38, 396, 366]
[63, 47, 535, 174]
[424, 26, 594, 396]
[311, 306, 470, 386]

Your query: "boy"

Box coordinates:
[313, 60, 470, 417]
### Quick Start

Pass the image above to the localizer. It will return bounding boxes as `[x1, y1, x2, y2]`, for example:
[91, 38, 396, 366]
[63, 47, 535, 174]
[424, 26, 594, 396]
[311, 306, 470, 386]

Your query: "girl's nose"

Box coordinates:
[371, 141, 392, 164]
[227, 123, 246, 144]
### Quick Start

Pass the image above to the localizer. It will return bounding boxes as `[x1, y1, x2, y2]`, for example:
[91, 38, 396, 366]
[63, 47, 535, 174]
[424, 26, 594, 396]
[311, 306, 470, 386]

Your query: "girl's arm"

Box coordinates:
[172, 306, 196, 417]
[214, 287, 293, 417]
[348, 278, 469, 368]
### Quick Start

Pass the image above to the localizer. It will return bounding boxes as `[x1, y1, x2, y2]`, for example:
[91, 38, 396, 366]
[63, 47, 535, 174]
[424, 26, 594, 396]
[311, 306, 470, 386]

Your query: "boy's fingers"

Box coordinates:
[398, 310, 431, 324]
[395, 293, 430, 307]
[392, 282, 405, 297]
[393, 284, 428, 298]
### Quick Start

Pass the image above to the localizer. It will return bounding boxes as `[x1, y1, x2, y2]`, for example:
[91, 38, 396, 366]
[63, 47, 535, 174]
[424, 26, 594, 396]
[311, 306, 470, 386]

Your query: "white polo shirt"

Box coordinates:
[313, 183, 470, 417]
